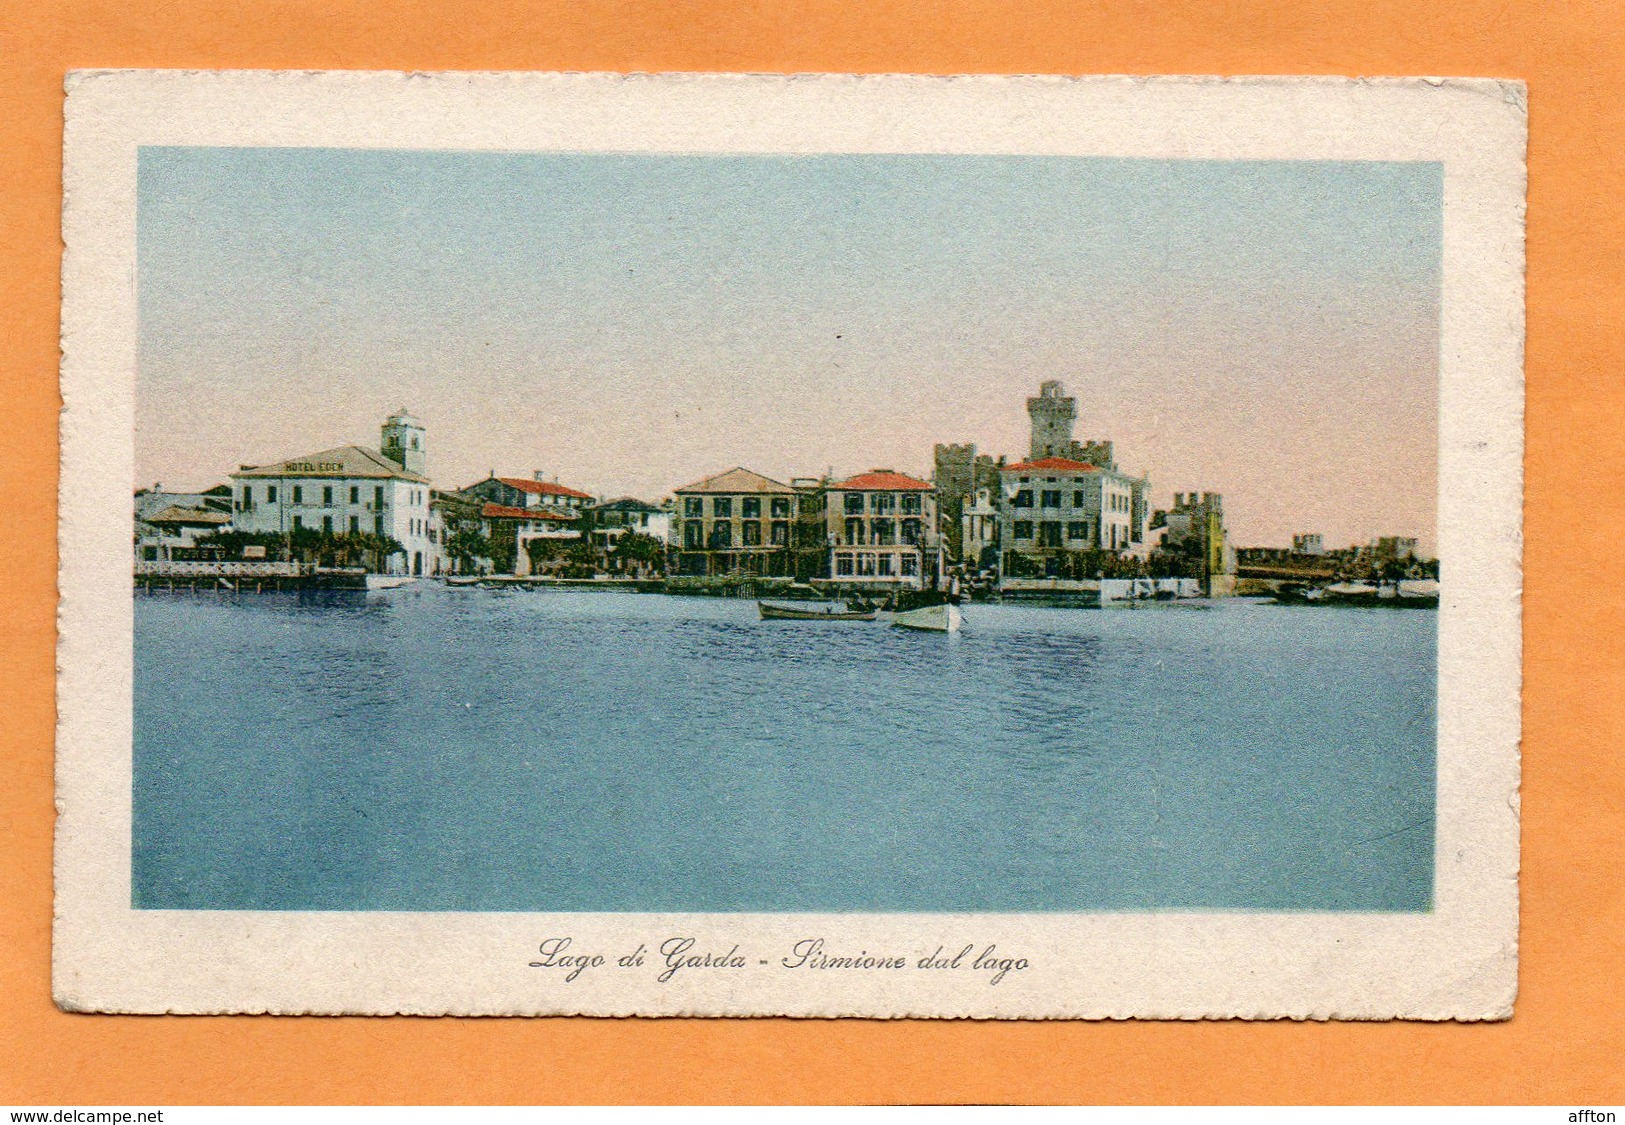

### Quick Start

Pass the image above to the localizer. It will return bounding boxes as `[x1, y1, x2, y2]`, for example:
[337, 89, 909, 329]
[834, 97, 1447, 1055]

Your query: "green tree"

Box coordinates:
[612, 531, 666, 574]
[446, 528, 492, 573]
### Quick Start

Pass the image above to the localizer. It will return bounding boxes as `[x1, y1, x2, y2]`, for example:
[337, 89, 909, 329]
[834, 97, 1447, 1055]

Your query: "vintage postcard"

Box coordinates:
[56, 71, 1525, 1018]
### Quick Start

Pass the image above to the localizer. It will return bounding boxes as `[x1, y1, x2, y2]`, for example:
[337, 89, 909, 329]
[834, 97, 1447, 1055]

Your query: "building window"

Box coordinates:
[844, 493, 865, 515]
[741, 497, 761, 519]
[1073, 490, 1084, 507]
[836, 554, 855, 576]
[901, 555, 919, 576]
[1013, 520, 1034, 540]
[871, 493, 895, 514]
[1041, 522, 1063, 548]
[858, 554, 877, 576]
[742, 521, 762, 547]
[1041, 489, 1062, 508]
[872, 519, 895, 546]
[1012, 489, 1033, 508]
[323, 515, 333, 533]
[771, 497, 790, 518]
[292, 486, 303, 505]
[1068, 521, 1087, 540]
[684, 497, 703, 517]
[374, 515, 384, 536]
[349, 515, 360, 534]
[240, 487, 252, 511]
[712, 497, 732, 518]
[350, 486, 359, 504]
[901, 519, 921, 544]
[323, 486, 334, 506]
[844, 517, 865, 545]
[900, 493, 921, 514]
[292, 515, 303, 530]
[267, 486, 277, 503]
[709, 524, 732, 549]
[375, 486, 384, 509]
[877, 554, 894, 576]
[770, 521, 789, 546]
[684, 523, 704, 549]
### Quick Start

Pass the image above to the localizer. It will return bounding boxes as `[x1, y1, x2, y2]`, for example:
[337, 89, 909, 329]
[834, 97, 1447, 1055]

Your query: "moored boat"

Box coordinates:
[758, 600, 878, 621]
[1275, 579, 1439, 608]
[891, 602, 963, 633]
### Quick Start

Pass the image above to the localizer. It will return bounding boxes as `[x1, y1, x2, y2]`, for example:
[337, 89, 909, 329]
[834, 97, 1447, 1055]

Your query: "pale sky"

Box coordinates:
[137, 148, 1440, 551]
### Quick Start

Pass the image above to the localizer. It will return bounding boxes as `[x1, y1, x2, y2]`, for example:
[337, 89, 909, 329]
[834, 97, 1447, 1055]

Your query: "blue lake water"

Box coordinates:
[132, 587, 1435, 913]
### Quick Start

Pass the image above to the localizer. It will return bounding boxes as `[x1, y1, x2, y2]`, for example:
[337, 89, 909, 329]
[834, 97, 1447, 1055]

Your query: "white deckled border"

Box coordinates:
[56, 71, 1525, 1019]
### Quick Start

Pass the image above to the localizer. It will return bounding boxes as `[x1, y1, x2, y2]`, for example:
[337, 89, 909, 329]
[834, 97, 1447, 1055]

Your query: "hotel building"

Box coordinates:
[229, 409, 434, 576]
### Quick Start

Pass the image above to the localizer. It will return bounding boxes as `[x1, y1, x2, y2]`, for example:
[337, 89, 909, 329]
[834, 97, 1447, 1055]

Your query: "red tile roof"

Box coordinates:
[497, 476, 594, 501]
[1003, 456, 1099, 473]
[481, 502, 576, 522]
[829, 470, 933, 491]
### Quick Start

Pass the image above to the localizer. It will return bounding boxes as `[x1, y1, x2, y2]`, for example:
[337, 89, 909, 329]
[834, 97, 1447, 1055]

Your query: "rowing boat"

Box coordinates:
[758, 600, 877, 621]
[891, 603, 963, 633]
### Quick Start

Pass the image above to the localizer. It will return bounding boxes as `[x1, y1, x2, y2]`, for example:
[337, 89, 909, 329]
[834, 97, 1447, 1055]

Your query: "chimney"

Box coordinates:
[534, 470, 547, 482]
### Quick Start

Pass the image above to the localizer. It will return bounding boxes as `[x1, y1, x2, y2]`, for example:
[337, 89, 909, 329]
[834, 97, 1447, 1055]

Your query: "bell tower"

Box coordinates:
[381, 408, 426, 475]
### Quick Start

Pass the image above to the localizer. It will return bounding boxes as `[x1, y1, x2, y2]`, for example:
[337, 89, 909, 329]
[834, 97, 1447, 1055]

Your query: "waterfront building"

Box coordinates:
[586, 498, 672, 551]
[464, 471, 594, 515]
[1293, 532, 1325, 556]
[229, 409, 434, 575]
[790, 477, 833, 581]
[135, 483, 233, 523]
[585, 498, 673, 576]
[133, 486, 233, 561]
[997, 456, 1148, 576]
[479, 504, 580, 575]
[822, 470, 938, 589]
[428, 488, 489, 575]
[670, 467, 798, 578]
[462, 472, 593, 575]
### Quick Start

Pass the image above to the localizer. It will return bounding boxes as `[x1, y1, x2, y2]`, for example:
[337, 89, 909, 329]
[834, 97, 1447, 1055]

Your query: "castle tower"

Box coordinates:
[1027, 380, 1078, 460]
[381, 408, 426, 475]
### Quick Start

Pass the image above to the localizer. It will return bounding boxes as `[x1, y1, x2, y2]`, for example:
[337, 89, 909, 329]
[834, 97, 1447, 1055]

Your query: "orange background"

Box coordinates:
[2, 0, 1621, 1106]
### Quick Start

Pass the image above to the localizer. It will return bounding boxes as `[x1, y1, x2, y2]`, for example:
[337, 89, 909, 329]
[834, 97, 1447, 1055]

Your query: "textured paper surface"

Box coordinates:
[55, 70, 1525, 1019]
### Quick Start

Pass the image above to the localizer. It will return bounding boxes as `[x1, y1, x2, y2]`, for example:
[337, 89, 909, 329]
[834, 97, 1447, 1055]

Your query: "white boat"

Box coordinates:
[891, 603, 962, 633]
[365, 574, 418, 591]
